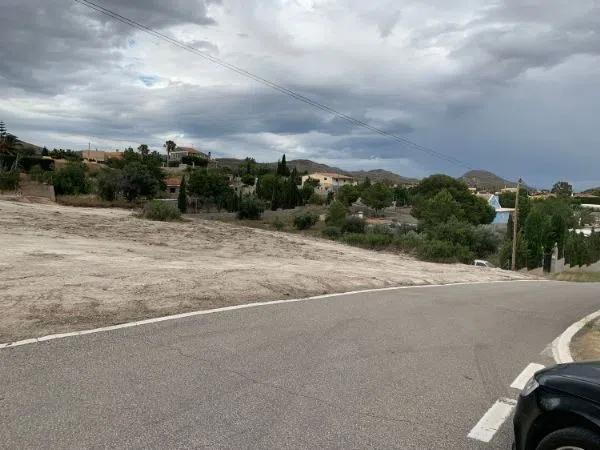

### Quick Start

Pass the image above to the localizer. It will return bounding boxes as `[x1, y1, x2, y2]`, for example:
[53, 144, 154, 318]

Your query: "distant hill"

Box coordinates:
[460, 170, 531, 193]
[582, 187, 600, 196]
[346, 169, 418, 185]
[216, 157, 417, 185]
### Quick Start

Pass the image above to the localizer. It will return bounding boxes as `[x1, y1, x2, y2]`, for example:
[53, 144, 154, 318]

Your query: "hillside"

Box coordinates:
[460, 170, 531, 193]
[216, 157, 417, 185]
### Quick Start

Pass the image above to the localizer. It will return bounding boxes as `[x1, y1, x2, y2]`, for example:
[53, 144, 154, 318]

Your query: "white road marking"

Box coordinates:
[468, 398, 517, 443]
[510, 363, 545, 390]
[552, 309, 600, 363]
[0, 279, 540, 350]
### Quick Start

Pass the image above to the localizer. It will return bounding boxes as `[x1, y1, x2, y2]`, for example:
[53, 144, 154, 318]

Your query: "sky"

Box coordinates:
[2, 0, 600, 190]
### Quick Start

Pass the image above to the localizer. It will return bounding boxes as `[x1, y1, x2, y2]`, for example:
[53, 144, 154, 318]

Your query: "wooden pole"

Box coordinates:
[511, 178, 522, 271]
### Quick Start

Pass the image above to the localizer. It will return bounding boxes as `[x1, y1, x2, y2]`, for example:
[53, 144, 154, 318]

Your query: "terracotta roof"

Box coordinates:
[165, 177, 182, 186]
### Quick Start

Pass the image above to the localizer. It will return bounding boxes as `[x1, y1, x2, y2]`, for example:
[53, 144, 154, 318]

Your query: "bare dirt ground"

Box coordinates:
[571, 317, 600, 361]
[0, 200, 527, 342]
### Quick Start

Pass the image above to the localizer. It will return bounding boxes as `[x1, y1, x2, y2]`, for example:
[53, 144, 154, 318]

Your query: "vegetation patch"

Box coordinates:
[141, 200, 182, 222]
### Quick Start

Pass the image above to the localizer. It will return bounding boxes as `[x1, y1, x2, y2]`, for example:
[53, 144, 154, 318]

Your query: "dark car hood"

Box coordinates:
[538, 362, 600, 402]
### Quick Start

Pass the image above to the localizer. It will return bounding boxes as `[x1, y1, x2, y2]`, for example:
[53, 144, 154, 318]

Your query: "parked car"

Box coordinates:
[473, 259, 495, 268]
[513, 361, 600, 450]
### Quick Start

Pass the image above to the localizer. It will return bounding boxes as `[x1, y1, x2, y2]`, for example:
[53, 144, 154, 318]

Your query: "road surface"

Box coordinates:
[1, 281, 599, 449]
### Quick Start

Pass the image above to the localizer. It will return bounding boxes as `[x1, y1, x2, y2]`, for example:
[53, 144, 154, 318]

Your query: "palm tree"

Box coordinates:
[164, 140, 176, 163]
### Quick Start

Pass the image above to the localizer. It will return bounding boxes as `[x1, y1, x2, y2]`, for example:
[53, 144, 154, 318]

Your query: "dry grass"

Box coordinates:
[57, 194, 139, 209]
[571, 318, 600, 361]
[551, 271, 600, 283]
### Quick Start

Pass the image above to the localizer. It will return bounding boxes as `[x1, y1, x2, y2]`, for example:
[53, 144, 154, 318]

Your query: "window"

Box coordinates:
[169, 187, 176, 193]
[324, 177, 328, 180]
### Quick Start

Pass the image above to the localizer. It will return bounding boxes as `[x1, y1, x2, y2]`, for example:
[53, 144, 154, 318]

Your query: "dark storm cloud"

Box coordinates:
[0, 0, 217, 94]
[1, 0, 599, 187]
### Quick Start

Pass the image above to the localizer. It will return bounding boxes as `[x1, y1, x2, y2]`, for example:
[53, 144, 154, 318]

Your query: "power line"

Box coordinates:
[73, 0, 473, 169]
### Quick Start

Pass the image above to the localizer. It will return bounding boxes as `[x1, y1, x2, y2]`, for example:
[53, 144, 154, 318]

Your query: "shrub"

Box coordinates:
[392, 231, 424, 252]
[326, 200, 347, 227]
[0, 170, 20, 191]
[29, 165, 52, 183]
[142, 200, 181, 221]
[343, 233, 393, 250]
[368, 223, 394, 236]
[53, 162, 89, 195]
[237, 196, 264, 220]
[322, 226, 342, 240]
[241, 174, 256, 186]
[293, 212, 319, 230]
[121, 162, 160, 202]
[308, 192, 324, 205]
[416, 239, 473, 264]
[342, 216, 366, 234]
[272, 217, 285, 231]
[96, 168, 122, 201]
[471, 226, 501, 258]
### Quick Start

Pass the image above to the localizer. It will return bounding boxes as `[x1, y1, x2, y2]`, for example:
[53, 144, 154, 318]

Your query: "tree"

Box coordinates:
[337, 184, 360, 206]
[418, 189, 461, 227]
[52, 162, 89, 195]
[361, 182, 393, 215]
[96, 168, 121, 201]
[0, 121, 6, 138]
[411, 174, 495, 226]
[326, 200, 347, 227]
[277, 154, 290, 176]
[137, 144, 149, 157]
[551, 181, 573, 198]
[187, 169, 233, 211]
[164, 140, 176, 162]
[178, 176, 187, 213]
[121, 162, 160, 201]
[42, 147, 49, 156]
[393, 185, 411, 207]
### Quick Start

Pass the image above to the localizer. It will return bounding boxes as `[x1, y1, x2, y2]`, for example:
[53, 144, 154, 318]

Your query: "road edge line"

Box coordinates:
[552, 309, 600, 364]
[1, 279, 540, 350]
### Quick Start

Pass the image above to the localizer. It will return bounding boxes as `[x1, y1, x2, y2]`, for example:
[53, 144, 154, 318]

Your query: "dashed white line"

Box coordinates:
[468, 397, 517, 443]
[510, 363, 545, 390]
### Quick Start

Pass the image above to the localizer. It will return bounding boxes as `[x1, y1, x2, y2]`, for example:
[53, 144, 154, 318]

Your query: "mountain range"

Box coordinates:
[216, 158, 419, 185]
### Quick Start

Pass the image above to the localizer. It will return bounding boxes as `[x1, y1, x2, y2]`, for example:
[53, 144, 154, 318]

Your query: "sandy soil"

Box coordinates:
[0, 200, 527, 342]
[571, 318, 600, 361]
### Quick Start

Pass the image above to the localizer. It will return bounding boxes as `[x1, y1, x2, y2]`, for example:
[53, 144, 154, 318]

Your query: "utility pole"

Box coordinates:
[511, 178, 523, 271]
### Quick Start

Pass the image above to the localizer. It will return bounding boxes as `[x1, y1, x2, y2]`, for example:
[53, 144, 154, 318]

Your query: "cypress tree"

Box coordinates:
[178, 176, 187, 213]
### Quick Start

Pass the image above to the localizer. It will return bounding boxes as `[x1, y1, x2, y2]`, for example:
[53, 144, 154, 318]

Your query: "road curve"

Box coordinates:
[1, 280, 599, 449]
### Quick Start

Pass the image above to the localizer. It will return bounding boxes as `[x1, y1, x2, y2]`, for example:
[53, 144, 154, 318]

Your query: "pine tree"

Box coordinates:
[178, 177, 187, 213]
[0, 121, 6, 138]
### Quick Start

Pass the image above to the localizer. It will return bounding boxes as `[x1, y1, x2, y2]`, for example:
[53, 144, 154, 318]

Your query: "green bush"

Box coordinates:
[416, 239, 473, 264]
[0, 170, 19, 191]
[343, 233, 393, 250]
[142, 200, 181, 221]
[368, 224, 394, 236]
[326, 200, 347, 227]
[237, 196, 265, 220]
[28, 165, 52, 183]
[308, 192, 324, 205]
[293, 212, 319, 230]
[96, 168, 121, 201]
[322, 226, 342, 240]
[392, 231, 424, 252]
[53, 162, 89, 195]
[342, 216, 366, 234]
[272, 217, 285, 231]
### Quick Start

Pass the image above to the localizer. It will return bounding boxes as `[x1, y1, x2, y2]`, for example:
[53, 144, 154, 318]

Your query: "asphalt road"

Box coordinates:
[1, 280, 599, 449]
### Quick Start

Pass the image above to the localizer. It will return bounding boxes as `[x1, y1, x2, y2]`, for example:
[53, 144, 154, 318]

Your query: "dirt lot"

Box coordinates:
[0, 200, 527, 342]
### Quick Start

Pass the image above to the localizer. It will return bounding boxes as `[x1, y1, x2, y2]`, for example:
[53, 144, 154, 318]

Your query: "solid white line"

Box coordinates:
[0, 279, 541, 350]
[552, 309, 600, 364]
[467, 398, 517, 443]
[510, 363, 545, 390]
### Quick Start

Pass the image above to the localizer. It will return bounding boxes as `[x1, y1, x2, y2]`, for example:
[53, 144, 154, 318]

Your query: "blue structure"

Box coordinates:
[490, 195, 511, 224]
